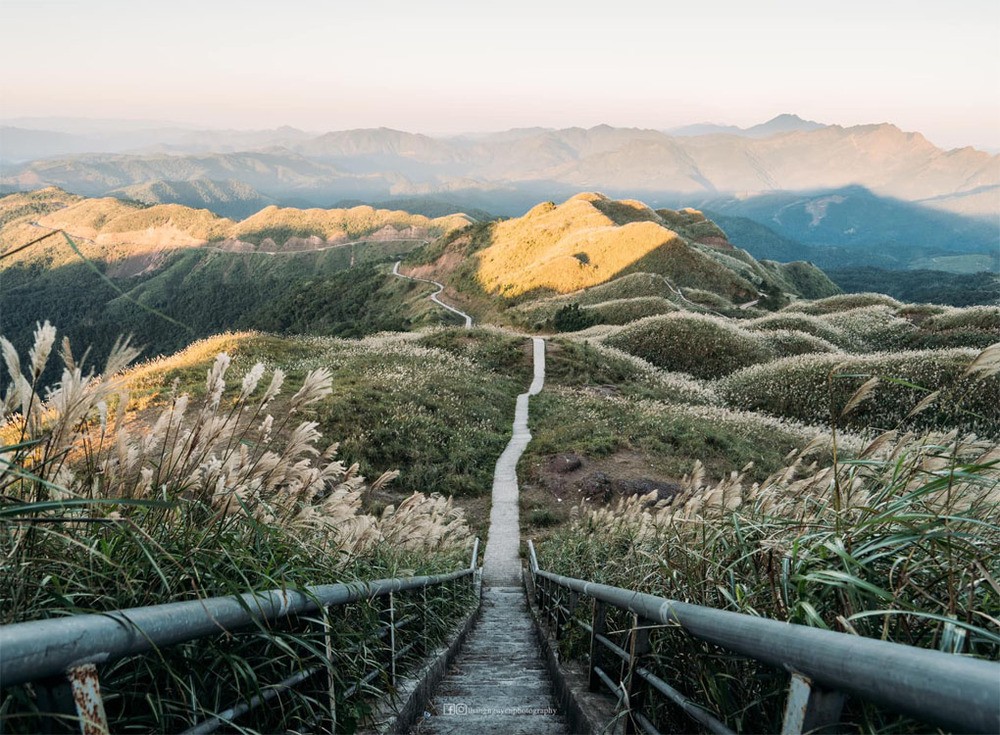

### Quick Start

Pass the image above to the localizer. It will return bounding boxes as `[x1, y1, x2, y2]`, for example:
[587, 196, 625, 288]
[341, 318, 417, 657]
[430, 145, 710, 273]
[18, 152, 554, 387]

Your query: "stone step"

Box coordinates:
[412, 587, 569, 735]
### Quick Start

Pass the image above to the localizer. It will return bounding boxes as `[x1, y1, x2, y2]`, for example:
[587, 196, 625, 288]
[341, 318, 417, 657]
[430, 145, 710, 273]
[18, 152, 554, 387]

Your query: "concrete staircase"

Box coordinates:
[410, 337, 568, 733]
[412, 587, 569, 734]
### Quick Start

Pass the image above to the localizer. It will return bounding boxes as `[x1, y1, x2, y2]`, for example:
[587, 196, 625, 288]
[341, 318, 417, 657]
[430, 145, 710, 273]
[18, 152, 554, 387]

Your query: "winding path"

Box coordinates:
[482, 337, 545, 585]
[416, 336, 562, 734]
[392, 261, 473, 328]
[393, 262, 560, 733]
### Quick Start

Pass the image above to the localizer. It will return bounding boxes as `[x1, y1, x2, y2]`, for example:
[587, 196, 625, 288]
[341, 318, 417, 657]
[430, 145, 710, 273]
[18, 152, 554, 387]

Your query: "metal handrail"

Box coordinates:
[527, 540, 1000, 735]
[0, 540, 481, 733]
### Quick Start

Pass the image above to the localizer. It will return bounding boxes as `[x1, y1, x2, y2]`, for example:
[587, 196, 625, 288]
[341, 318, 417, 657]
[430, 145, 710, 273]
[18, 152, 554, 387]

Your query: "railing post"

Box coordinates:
[624, 615, 653, 735]
[781, 672, 845, 735]
[555, 590, 580, 641]
[588, 599, 608, 693]
[322, 606, 337, 733]
[553, 586, 566, 640]
[36, 663, 110, 735]
[469, 537, 479, 592]
[420, 585, 429, 658]
[386, 592, 397, 688]
[549, 582, 560, 632]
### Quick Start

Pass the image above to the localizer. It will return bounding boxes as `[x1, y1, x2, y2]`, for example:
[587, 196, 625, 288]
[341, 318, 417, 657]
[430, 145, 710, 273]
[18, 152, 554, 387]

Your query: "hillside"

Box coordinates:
[0, 189, 477, 382]
[407, 193, 837, 313]
[0, 188, 471, 268]
[5, 121, 995, 276]
[108, 179, 277, 219]
[702, 186, 999, 257]
[4, 180, 998, 735]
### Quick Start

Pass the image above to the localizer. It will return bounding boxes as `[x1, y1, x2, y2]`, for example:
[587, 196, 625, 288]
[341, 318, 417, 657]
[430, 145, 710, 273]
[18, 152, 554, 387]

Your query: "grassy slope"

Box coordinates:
[0, 188, 470, 268]
[0, 252, 448, 386]
[474, 193, 777, 301]
[404, 193, 838, 335]
[125, 328, 533, 538]
[0, 187, 479, 385]
[517, 338, 850, 538]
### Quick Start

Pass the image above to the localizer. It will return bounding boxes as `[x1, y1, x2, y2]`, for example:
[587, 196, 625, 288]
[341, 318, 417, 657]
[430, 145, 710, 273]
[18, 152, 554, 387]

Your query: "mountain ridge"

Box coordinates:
[4, 122, 995, 218]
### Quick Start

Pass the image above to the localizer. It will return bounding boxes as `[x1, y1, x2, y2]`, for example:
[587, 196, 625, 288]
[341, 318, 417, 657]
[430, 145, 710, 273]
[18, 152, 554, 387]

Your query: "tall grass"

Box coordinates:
[0, 322, 474, 733]
[538, 343, 1000, 732]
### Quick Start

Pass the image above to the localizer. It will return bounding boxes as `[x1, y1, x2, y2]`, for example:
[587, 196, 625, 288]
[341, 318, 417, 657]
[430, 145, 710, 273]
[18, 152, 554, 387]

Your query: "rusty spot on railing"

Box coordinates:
[68, 663, 109, 735]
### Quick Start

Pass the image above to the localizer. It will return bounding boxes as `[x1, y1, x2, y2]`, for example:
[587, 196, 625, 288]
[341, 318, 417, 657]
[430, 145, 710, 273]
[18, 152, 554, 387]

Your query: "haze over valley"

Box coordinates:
[3, 113, 997, 275]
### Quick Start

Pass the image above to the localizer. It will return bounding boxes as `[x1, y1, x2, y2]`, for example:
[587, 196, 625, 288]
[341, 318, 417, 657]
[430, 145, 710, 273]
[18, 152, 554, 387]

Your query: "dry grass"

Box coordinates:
[540, 425, 1000, 731]
[1, 328, 476, 733]
[1, 323, 472, 561]
[474, 193, 769, 301]
[718, 345, 1000, 434]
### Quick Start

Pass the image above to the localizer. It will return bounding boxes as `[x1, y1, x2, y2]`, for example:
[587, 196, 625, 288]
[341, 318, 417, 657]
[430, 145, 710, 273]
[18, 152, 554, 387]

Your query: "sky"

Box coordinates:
[2, 0, 998, 149]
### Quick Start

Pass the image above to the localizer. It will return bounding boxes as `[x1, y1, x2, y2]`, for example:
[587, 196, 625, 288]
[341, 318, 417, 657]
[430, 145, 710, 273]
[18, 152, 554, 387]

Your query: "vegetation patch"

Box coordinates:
[785, 292, 904, 314]
[537, 430, 999, 732]
[605, 312, 775, 379]
[748, 312, 849, 347]
[819, 305, 918, 351]
[718, 347, 1000, 434]
[581, 296, 679, 324]
[756, 328, 841, 357]
[1, 324, 476, 733]
[522, 386, 841, 491]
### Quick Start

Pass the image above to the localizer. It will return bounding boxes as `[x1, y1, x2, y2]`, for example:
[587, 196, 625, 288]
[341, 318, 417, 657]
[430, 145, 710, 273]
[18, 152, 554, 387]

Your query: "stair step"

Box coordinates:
[411, 586, 569, 735]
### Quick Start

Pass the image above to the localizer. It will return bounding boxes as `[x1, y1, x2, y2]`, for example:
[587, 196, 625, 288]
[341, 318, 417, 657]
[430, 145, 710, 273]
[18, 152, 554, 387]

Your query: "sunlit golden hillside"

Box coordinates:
[473, 192, 817, 301]
[0, 187, 472, 267]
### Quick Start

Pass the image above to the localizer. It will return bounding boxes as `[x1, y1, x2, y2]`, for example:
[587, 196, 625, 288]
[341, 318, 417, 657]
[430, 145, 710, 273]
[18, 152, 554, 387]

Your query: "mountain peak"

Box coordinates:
[745, 114, 826, 137]
[766, 113, 811, 124]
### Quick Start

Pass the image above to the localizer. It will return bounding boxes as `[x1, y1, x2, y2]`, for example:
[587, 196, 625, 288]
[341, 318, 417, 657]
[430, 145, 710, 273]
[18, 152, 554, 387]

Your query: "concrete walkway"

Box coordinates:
[413, 337, 566, 734]
[482, 336, 545, 586]
[413, 589, 567, 734]
[392, 261, 473, 328]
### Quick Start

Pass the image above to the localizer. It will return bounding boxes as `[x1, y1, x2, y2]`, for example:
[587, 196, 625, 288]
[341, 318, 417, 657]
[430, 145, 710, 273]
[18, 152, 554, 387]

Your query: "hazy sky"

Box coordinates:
[2, 0, 998, 149]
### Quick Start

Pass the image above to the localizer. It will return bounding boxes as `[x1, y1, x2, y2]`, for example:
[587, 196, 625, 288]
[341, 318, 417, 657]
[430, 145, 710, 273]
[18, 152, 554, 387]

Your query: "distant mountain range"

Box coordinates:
[667, 113, 827, 138]
[2, 116, 997, 270]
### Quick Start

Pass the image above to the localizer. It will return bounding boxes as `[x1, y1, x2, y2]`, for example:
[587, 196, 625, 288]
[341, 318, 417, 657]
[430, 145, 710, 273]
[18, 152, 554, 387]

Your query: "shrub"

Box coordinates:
[553, 303, 597, 332]
[784, 292, 904, 314]
[923, 305, 1000, 333]
[820, 305, 917, 351]
[680, 287, 734, 310]
[604, 313, 774, 379]
[580, 296, 678, 325]
[718, 346, 1000, 434]
[748, 313, 848, 347]
[538, 429, 1000, 732]
[757, 328, 840, 357]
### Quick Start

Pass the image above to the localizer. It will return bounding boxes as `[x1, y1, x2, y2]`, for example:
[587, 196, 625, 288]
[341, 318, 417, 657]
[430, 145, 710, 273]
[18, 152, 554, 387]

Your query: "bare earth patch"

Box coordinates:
[521, 449, 684, 538]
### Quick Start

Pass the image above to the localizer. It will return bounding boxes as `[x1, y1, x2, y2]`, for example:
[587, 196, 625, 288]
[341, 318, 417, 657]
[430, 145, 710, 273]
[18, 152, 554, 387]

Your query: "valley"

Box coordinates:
[3, 118, 997, 274]
[2, 187, 997, 734]
[3, 2, 998, 730]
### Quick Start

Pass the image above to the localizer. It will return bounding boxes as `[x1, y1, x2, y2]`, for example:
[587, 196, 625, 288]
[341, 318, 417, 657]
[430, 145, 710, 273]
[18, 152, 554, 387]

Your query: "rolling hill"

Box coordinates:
[4, 121, 996, 217]
[4, 119, 996, 276]
[403, 192, 839, 319]
[108, 179, 277, 219]
[0, 189, 477, 381]
[0, 188, 471, 269]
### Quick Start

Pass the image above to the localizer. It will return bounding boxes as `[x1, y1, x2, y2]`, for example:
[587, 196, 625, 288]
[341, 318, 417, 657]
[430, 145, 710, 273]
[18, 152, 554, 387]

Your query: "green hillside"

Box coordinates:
[0, 189, 476, 383]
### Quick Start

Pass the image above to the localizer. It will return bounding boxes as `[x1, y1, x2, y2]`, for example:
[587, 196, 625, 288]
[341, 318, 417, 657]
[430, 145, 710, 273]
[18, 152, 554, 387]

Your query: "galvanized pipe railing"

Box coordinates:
[0, 539, 481, 734]
[527, 540, 1000, 735]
